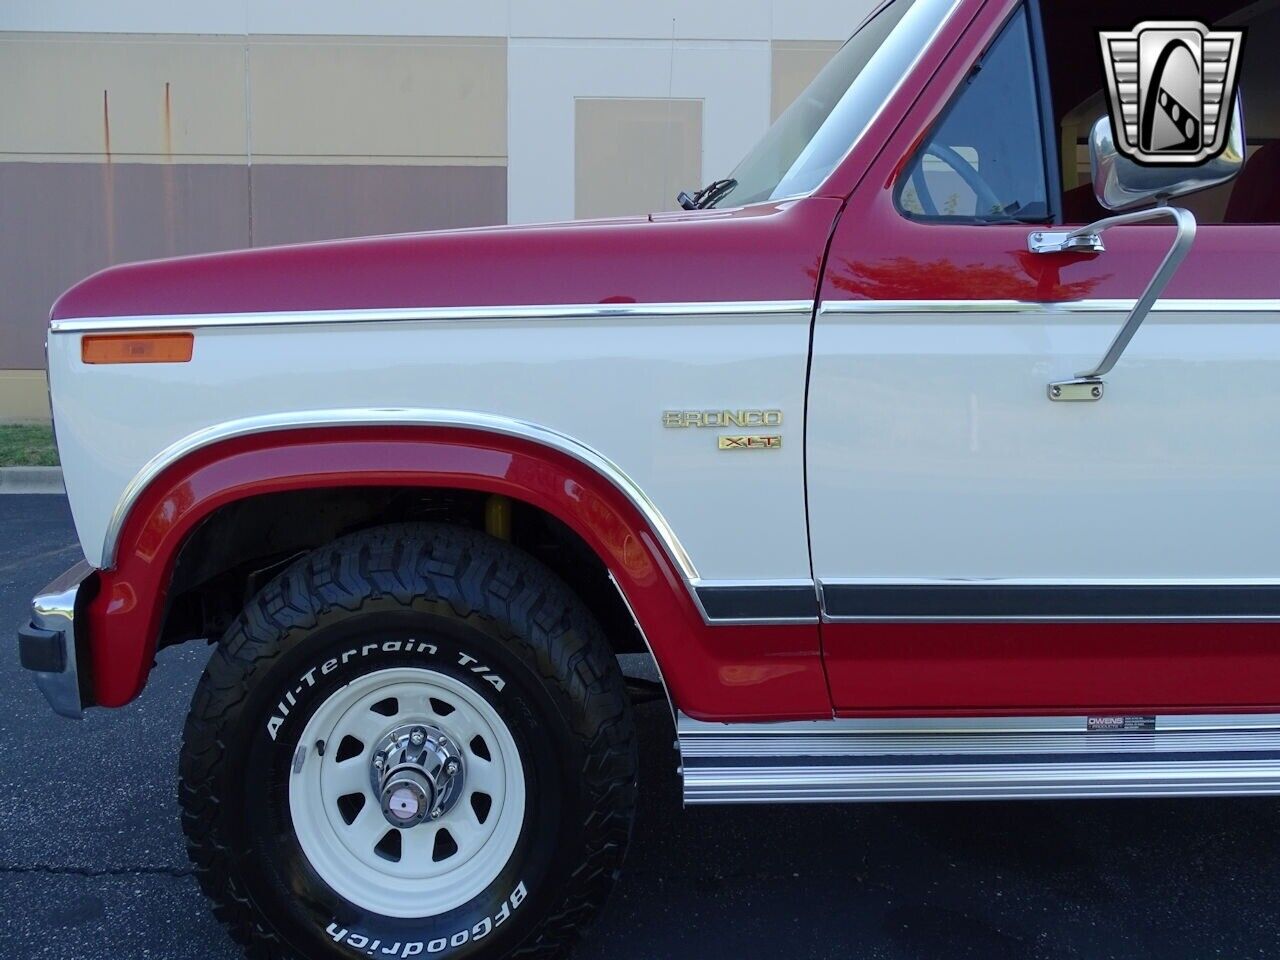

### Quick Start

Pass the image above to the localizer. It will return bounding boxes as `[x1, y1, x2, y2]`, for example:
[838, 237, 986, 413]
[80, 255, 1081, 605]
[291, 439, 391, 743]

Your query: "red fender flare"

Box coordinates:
[86, 426, 829, 721]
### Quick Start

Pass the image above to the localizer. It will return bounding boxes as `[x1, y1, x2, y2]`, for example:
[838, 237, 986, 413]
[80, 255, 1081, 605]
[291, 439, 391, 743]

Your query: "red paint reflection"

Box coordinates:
[823, 254, 1106, 301]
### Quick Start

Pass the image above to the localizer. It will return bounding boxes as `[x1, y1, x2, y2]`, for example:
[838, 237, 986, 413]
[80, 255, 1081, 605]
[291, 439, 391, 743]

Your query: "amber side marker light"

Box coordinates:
[81, 333, 194, 364]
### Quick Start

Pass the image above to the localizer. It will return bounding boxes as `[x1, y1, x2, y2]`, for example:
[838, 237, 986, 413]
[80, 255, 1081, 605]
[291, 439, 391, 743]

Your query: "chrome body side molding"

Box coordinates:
[50, 298, 1280, 337]
[100, 408, 699, 583]
[607, 571, 676, 726]
[819, 298, 1280, 316]
[100, 407, 827, 627]
[49, 300, 814, 335]
[677, 712, 1280, 804]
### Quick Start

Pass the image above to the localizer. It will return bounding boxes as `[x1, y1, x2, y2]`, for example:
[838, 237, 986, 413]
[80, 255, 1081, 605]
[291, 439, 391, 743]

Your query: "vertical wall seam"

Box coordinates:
[666, 16, 678, 196]
[242, 37, 254, 247]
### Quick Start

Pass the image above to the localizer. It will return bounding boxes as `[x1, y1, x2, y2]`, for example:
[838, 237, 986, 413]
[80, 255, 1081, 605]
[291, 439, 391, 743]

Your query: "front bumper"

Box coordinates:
[17, 559, 94, 718]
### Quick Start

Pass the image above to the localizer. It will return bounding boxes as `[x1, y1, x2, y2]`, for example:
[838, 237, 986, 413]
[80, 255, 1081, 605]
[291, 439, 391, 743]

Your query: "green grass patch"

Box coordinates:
[0, 423, 59, 467]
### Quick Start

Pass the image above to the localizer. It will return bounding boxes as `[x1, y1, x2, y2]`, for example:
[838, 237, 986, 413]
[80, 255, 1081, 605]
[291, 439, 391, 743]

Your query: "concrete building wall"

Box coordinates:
[574, 98, 703, 220]
[0, 1, 873, 419]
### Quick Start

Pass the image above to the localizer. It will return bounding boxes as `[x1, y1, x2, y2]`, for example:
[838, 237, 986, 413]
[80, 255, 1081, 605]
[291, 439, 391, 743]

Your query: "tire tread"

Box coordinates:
[179, 523, 637, 960]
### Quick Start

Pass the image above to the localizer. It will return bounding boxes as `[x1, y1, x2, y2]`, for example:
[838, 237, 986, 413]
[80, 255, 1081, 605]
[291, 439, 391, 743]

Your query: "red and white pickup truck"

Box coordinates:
[17, 0, 1280, 957]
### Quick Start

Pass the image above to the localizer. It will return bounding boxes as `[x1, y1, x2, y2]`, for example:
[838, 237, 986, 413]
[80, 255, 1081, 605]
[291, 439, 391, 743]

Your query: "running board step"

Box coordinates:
[677, 712, 1280, 804]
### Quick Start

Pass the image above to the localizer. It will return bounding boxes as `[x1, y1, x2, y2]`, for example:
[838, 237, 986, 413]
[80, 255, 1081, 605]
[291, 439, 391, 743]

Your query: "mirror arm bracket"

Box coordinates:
[1031, 204, 1196, 401]
[1027, 229, 1106, 255]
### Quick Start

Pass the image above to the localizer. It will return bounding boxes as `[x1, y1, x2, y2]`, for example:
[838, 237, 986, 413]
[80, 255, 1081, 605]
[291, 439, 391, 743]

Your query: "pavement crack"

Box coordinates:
[0, 863, 193, 878]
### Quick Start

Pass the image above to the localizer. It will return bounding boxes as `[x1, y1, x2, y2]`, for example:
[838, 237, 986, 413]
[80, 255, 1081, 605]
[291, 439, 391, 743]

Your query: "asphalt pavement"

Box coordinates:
[2, 495, 1279, 959]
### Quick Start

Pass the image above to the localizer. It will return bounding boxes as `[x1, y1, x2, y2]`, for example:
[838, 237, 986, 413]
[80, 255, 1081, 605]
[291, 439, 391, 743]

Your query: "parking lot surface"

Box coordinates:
[2, 494, 1278, 959]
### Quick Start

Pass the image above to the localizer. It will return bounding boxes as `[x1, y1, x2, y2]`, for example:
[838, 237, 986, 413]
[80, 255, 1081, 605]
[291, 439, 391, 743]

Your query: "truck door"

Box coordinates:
[808, 0, 1280, 714]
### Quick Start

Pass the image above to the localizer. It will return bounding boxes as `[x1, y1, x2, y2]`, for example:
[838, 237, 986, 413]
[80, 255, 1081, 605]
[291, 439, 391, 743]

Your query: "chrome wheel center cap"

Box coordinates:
[371, 723, 464, 828]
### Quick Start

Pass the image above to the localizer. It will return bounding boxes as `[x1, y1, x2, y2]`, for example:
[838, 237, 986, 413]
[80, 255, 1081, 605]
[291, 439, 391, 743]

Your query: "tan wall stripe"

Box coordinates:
[0, 371, 51, 421]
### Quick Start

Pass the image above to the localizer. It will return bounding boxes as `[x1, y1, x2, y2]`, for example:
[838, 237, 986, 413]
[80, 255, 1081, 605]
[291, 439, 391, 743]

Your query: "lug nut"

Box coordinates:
[445, 759, 460, 777]
[430, 808, 443, 820]
[410, 728, 426, 747]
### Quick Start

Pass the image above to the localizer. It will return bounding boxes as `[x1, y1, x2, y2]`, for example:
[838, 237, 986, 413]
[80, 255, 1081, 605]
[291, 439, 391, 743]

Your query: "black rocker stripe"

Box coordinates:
[820, 583, 1280, 620]
[696, 585, 818, 622]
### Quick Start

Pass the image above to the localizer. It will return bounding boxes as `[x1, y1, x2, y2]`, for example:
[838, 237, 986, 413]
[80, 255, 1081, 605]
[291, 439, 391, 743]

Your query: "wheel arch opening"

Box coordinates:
[160, 485, 654, 667]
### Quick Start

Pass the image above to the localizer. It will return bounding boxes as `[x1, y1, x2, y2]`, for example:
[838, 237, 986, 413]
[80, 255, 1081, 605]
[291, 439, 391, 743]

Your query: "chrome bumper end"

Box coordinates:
[18, 560, 94, 719]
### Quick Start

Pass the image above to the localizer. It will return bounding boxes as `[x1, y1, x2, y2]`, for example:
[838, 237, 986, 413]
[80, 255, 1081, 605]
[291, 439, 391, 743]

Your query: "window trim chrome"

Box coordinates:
[768, 0, 968, 203]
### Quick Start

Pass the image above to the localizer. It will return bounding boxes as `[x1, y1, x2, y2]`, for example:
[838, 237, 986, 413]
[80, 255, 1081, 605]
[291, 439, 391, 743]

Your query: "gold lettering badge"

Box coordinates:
[662, 410, 783, 428]
[717, 435, 782, 451]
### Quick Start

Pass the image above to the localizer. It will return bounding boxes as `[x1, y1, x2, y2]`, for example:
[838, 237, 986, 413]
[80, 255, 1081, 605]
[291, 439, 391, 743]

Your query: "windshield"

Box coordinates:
[710, 0, 945, 208]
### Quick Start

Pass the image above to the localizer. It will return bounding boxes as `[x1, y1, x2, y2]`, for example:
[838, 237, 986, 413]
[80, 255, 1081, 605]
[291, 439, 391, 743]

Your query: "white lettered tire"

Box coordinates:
[179, 523, 637, 960]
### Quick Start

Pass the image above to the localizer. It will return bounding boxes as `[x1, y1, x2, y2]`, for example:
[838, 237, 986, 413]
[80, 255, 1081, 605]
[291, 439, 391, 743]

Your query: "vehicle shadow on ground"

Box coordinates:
[585, 700, 1280, 960]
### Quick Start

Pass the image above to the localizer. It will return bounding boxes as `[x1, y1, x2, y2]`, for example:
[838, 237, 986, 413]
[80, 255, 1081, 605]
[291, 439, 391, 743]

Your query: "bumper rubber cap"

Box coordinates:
[18, 623, 66, 673]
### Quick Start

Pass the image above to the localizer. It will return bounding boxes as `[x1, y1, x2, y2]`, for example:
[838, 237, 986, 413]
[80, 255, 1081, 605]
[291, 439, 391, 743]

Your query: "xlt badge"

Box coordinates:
[718, 435, 782, 451]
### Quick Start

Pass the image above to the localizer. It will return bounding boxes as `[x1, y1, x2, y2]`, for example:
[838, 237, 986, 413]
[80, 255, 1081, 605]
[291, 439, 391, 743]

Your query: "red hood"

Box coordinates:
[51, 200, 841, 321]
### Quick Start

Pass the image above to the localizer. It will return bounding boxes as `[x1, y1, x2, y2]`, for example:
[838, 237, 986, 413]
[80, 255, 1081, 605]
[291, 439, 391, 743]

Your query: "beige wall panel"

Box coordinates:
[574, 98, 701, 219]
[770, 40, 840, 120]
[250, 164, 506, 246]
[0, 371, 51, 422]
[0, 161, 251, 370]
[248, 37, 506, 162]
[0, 33, 248, 159]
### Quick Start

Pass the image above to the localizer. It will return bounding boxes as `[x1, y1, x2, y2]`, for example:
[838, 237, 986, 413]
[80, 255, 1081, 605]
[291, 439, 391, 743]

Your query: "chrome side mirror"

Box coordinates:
[1025, 99, 1246, 402]
[1091, 97, 1245, 211]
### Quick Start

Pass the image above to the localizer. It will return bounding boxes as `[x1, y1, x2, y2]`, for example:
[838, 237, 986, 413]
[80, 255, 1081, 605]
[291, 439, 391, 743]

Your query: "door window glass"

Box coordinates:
[897, 6, 1051, 222]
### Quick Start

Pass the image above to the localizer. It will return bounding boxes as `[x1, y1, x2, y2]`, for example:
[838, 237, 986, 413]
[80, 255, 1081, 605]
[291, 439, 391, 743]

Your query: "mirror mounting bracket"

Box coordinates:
[1047, 377, 1104, 402]
[1034, 204, 1197, 402]
[1027, 230, 1105, 255]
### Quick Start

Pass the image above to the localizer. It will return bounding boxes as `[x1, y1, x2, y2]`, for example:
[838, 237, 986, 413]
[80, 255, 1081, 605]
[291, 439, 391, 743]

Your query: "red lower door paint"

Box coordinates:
[825, 622, 1280, 716]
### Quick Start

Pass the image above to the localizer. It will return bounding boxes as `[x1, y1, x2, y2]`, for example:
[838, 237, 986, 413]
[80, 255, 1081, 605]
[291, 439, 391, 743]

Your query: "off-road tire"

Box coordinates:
[179, 522, 637, 959]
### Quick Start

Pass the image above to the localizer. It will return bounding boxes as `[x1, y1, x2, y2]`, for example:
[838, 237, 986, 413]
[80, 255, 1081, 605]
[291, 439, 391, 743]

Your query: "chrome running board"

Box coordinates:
[677, 712, 1280, 804]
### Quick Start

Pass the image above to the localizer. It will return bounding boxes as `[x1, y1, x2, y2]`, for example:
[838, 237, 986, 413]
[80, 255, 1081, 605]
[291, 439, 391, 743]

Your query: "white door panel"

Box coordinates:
[807, 302, 1280, 582]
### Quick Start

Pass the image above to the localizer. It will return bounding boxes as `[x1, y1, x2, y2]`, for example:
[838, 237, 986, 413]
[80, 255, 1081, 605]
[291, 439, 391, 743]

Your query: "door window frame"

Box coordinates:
[892, 0, 1061, 225]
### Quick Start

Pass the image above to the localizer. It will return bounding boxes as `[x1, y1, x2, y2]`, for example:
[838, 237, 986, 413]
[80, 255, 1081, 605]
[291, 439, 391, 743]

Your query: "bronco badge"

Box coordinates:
[662, 409, 783, 428]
